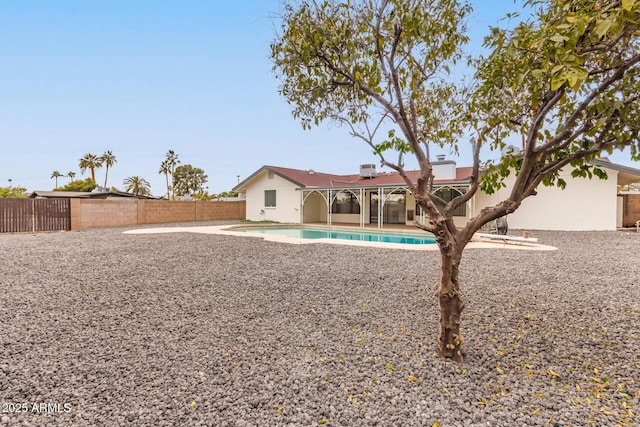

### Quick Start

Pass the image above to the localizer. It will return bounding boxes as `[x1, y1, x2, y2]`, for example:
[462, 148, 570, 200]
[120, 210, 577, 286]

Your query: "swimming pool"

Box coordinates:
[230, 225, 437, 245]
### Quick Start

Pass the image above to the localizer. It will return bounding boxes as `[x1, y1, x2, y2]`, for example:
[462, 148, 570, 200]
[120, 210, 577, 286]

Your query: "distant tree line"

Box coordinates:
[46, 149, 233, 199]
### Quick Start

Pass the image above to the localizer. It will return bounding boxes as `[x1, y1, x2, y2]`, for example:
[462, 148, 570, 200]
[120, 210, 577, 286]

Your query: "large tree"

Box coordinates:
[158, 160, 172, 200]
[164, 150, 180, 200]
[79, 153, 103, 183]
[173, 164, 208, 197]
[271, 0, 640, 361]
[51, 171, 63, 189]
[122, 176, 152, 196]
[99, 150, 117, 188]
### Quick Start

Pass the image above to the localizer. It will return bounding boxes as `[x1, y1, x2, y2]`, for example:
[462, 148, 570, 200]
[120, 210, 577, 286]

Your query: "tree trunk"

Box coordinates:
[437, 248, 465, 362]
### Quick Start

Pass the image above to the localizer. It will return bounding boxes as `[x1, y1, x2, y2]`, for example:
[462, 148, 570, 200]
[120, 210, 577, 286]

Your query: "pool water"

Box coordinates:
[231, 226, 437, 245]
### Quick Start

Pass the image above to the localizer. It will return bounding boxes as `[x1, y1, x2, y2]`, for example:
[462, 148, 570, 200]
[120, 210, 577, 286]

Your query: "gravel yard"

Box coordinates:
[1, 222, 639, 426]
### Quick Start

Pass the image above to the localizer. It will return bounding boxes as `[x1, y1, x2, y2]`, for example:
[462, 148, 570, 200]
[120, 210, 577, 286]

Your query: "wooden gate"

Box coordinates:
[0, 198, 71, 233]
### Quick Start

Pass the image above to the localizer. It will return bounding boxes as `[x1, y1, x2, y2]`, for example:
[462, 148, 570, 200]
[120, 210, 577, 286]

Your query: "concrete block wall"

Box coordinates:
[623, 194, 640, 226]
[138, 200, 197, 224]
[72, 199, 138, 230]
[70, 199, 246, 230]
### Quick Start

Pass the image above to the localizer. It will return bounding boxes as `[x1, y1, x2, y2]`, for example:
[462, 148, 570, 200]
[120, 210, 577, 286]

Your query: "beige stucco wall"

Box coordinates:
[245, 171, 302, 223]
[302, 192, 325, 223]
[474, 168, 619, 230]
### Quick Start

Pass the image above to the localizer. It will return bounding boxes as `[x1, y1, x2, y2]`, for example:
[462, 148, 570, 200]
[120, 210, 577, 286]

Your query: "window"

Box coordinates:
[264, 190, 276, 207]
[433, 187, 467, 217]
[332, 192, 360, 214]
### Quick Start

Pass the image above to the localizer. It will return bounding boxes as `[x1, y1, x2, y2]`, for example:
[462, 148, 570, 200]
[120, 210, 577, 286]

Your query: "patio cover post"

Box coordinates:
[360, 188, 365, 227]
[378, 187, 383, 228]
[328, 189, 332, 226]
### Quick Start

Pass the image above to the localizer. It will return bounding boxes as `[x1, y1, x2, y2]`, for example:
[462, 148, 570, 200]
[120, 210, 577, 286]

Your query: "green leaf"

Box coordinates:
[386, 363, 396, 371]
[549, 35, 568, 43]
[551, 73, 566, 91]
[531, 69, 544, 78]
[566, 67, 589, 90]
[595, 19, 613, 38]
[622, 0, 636, 11]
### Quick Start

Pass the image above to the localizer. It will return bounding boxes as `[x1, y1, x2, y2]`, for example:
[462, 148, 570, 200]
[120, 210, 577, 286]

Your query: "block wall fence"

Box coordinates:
[69, 199, 246, 230]
[622, 194, 640, 227]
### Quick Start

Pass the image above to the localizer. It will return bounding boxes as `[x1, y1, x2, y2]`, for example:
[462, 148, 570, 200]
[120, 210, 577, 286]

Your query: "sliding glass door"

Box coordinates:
[370, 191, 406, 224]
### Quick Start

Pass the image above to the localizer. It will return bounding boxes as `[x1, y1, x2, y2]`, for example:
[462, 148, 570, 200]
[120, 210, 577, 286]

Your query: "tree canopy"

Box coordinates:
[0, 186, 28, 198]
[173, 164, 208, 197]
[79, 153, 103, 183]
[123, 176, 152, 196]
[55, 178, 98, 192]
[272, 0, 640, 361]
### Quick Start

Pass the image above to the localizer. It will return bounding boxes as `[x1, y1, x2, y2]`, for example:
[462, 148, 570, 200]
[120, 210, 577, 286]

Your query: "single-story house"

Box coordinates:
[233, 157, 640, 231]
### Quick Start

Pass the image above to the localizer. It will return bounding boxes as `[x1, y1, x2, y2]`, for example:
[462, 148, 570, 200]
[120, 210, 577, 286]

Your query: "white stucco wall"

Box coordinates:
[474, 167, 619, 230]
[245, 171, 302, 223]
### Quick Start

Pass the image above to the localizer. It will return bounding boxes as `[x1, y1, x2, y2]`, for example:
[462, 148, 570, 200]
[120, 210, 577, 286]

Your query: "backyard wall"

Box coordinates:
[70, 199, 245, 230]
[622, 194, 640, 227]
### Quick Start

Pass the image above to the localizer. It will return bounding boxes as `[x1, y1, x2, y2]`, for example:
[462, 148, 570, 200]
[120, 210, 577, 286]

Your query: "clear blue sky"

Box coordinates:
[1, 1, 636, 195]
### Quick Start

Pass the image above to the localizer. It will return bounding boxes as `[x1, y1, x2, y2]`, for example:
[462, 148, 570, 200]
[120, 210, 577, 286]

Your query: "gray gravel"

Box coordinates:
[1, 221, 639, 426]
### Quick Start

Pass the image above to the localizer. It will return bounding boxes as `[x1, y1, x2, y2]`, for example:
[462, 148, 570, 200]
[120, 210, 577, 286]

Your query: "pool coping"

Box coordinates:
[124, 224, 557, 251]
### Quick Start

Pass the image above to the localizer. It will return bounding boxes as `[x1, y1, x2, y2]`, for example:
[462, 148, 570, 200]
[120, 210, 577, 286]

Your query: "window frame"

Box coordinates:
[264, 190, 276, 208]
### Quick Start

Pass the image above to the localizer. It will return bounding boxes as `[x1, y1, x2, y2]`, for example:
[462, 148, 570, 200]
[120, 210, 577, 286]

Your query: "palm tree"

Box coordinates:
[79, 153, 103, 183]
[99, 150, 117, 188]
[158, 160, 171, 199]
[51, 171, 63, 188]
[122, 176, 151, 196]
[164, 150, 180, 200]
[67, 171, 76, 182]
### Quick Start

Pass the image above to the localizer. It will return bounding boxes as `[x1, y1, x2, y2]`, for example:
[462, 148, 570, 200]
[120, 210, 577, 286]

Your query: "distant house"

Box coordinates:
[233, 158, 640, 231]
[29, 190, 157, 200]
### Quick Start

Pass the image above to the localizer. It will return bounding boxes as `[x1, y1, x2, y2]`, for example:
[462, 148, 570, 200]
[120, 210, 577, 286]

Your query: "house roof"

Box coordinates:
[592, 158, 640, 186]
[235, 158, 640, 193]
[233, 164, 474, 192]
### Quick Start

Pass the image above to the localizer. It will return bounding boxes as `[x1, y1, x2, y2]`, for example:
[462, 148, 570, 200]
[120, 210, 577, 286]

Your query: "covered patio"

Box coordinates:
[299, 183, 471, 229]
